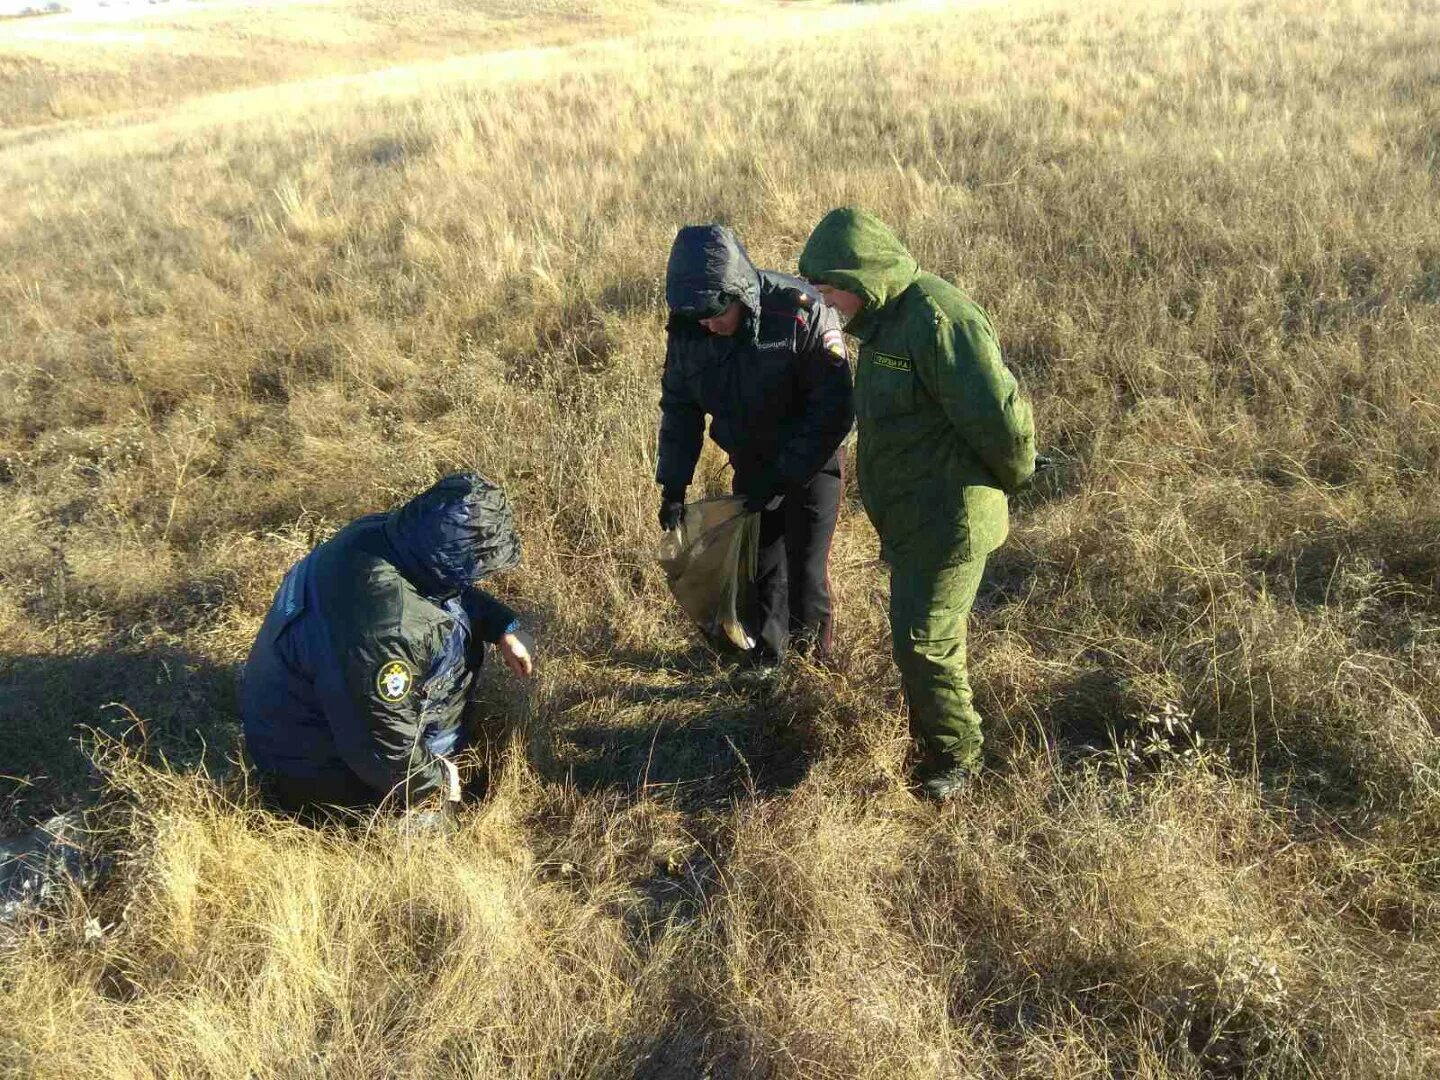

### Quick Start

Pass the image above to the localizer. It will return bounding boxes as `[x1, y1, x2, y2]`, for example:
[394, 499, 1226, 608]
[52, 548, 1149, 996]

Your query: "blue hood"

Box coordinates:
[383, 472, 521, 598]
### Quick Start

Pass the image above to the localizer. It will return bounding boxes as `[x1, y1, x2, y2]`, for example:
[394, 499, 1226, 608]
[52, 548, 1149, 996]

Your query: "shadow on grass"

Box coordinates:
[624, 986, 765, 1079]
[1248, 515, 1440, 614]
[991, 660, 1386, 819]
[0, 648, 238, 834]
[538, 641, 817, 806]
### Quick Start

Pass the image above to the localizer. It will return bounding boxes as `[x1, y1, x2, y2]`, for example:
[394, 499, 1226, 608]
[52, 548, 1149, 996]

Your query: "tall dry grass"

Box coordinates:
[2, 0, 1439, 1074]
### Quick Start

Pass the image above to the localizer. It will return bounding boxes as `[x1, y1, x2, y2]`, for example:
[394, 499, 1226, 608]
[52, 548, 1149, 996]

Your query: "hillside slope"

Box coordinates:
[2, 0, 1438, 1074]
[0, 0, 697, 131]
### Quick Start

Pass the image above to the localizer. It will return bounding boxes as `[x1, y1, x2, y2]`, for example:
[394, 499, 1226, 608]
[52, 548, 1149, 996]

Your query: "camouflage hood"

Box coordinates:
[798, 208, 920, 339]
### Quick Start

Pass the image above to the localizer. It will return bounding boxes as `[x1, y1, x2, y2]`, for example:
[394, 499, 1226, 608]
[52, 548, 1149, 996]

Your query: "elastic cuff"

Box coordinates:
[477, 601, 519, 643]
[661, 486, 687, 503]
[503, 619, 520, 636]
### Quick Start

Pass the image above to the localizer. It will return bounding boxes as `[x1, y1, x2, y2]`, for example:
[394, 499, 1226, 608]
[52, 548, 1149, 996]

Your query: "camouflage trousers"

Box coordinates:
[889, 554, 987, 772]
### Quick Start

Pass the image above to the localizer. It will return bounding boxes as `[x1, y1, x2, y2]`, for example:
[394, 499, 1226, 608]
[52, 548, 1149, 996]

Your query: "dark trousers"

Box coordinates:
[734, 450, 843, 660]
[255, 768, 378, 820]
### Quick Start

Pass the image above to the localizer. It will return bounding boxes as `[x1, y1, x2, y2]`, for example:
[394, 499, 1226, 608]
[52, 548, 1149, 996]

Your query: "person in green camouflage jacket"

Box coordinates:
[799, 208, 1037, 801]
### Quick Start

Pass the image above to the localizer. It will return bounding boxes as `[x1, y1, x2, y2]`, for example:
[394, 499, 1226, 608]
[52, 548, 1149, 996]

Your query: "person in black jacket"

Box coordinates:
[240, 473, 534, 815]
[657, 224, 855, 662]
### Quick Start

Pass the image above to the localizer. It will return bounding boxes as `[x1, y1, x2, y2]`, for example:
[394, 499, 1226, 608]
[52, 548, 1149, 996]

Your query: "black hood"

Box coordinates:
[665, 224, 763, 337]
[383, 472, 521, 598]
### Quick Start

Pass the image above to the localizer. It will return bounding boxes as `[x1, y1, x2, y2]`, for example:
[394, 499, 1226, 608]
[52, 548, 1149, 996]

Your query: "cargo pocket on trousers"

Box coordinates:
[905, 603, 967, 645]
[891, 559, 982, 645]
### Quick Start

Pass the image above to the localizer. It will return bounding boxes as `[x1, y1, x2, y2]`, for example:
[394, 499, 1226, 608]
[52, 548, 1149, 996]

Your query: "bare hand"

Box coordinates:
[497, 632, 535, 678]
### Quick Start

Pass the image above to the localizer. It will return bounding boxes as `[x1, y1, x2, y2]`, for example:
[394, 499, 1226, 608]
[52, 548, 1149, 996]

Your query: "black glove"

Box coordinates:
[658, 492, 685, 532]
[1016, 453, 1057, 493]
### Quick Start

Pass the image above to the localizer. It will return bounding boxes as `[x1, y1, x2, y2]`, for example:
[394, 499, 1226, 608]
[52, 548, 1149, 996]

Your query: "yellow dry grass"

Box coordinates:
[2, 0, 1439, 1074]
[0, 0, 690, 133]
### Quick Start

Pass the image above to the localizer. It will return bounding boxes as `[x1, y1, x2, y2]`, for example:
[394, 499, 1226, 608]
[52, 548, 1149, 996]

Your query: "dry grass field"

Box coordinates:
[2, 0, 1439, 1074]
[0, 0, 689, 133]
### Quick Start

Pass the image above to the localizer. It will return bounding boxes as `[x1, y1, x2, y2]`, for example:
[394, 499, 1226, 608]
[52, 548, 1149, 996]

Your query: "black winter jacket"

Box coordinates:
[241, 474, 520, 807]
[656, 225, 854, 498]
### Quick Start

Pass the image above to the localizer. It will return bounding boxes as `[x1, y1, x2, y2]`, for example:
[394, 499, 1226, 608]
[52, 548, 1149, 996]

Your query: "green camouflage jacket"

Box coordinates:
[800, 208, 1036, 567]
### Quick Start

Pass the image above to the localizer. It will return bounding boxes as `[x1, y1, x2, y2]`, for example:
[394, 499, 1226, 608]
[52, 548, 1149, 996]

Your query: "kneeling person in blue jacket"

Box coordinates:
[241, 472, 534, 814]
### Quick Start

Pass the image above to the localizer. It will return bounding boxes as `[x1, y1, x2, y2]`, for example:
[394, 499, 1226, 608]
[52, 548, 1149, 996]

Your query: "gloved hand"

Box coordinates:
[658, 493, 685, 532]
[1016, 452, 1057, 493]
[743, 491, 784, 514]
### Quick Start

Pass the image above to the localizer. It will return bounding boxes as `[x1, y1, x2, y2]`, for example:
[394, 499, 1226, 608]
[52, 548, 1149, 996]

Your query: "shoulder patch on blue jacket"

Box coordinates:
[376, 659, 416, 703]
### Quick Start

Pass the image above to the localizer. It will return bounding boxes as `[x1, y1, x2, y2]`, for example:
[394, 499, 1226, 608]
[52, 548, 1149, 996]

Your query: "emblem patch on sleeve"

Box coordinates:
[376, 659, 416, 703]
[823, 328, 847, 363]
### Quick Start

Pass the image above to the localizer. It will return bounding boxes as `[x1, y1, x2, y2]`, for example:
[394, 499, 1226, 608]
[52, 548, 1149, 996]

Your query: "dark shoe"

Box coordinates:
[916, 765, 974, 803]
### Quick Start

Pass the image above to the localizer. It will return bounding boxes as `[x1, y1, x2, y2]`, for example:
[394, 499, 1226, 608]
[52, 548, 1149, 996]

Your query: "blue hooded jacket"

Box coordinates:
[240, 473, 521, 806]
